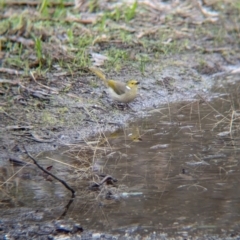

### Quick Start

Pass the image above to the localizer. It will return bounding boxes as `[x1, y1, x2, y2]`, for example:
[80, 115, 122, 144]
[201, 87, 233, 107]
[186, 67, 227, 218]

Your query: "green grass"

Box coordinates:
[38, 0, 49, 16]
[0, 0, 239, 76]
[124, 1, 138, 22]
[78, 35, 93, 48]
[34, 37, 43, 60]
[138, 54, 150, 74]
[96, 1, 137, 28]
[119, 30, 133, 43]
[106, 48, 129, 70]
[53, 7, 67, 18]
[67, 29, 74, 44]
[89, 0, 99, 13]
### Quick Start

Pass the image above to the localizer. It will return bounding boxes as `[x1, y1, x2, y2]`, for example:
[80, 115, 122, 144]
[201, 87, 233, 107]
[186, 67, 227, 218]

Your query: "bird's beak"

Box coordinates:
[136, 81, 140, 85]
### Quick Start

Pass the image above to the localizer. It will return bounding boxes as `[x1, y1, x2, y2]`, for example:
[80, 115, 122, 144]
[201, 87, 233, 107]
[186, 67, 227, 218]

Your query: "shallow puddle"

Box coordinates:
[1, 74, 240, 238]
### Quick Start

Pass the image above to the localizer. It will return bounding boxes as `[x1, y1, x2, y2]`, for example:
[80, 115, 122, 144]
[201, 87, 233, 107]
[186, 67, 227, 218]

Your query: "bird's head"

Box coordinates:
[126, 80, 139, 89]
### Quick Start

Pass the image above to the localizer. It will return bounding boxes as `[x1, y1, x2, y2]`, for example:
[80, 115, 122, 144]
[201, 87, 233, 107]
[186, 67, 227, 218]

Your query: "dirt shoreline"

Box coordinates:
[1, 53, 230, 162]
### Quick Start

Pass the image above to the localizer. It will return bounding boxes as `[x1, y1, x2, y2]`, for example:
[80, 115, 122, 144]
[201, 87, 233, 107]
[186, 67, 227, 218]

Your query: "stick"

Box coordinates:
[23, 145, 75, 198]
[3, 1, 74, 7]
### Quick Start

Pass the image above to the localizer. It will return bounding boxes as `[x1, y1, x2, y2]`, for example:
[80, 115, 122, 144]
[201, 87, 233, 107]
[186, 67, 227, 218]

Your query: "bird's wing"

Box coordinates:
[108, 80, 127, 95]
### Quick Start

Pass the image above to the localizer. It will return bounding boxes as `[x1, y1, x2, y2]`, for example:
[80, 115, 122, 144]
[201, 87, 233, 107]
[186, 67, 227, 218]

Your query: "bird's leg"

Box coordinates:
[111, 102, 134, 111]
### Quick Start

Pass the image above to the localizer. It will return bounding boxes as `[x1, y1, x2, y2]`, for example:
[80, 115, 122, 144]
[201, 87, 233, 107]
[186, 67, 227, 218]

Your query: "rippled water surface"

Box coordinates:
[1, 76, 240, 237]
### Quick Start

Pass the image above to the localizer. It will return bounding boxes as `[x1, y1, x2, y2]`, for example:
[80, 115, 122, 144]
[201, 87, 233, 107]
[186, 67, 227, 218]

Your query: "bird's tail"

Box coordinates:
[89, 67, 108, 85]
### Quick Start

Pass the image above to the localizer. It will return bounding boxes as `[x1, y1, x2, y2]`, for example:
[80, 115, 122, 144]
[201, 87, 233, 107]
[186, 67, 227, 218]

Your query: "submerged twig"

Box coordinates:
[23, 145, 75, 198]
[58, 198, 74, 219]
[89, 175, 117, 191]
[197, 94, 231, 121]
[229, 110, 235, 134]
[9, 157, 32, 166]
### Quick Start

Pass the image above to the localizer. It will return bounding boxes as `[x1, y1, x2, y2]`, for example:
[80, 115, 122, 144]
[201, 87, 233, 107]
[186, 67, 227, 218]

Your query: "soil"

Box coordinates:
[0, 0, 240, 239]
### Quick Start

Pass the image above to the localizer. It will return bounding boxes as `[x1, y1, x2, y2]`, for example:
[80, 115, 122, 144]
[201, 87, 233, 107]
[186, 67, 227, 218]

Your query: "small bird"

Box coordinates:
[89, 67, 139, 104]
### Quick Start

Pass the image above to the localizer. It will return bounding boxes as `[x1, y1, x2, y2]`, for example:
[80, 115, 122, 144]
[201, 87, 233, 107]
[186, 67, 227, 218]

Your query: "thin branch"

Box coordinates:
[0, 67, 24, 75]
[3, 1, 74, 7]
[23, 145, 75, 198]
[30, 71, 59, 94]
[0, 79, 19, 85]
[8, 36, 34, 47]
[58, 198, 74, 219]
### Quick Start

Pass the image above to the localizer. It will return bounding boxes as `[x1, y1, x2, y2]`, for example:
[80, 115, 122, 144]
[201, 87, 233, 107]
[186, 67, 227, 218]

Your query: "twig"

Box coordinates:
[65, 16, 96, 24]
[0, 165, 27, 187]
[197, 94, 230, 121]
[0, 79, 19, 85]
[0, 67, 24, 75]
[6, 125, 33, 130]
[58, 198, 74, 219]
[3, 111, 16, 121]
[89, 175, 117, 191]
[4, 1, 74, 7]
[9, 157, 32, 166]
[23, 145, 75, 198]
[8, 36, 34, 47]
[229, 110, 235, 134]
[30, 71, 59, 94]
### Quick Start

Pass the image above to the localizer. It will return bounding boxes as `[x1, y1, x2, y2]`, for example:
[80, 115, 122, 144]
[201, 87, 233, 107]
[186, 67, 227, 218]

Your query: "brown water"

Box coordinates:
[1, 75, 240, 237]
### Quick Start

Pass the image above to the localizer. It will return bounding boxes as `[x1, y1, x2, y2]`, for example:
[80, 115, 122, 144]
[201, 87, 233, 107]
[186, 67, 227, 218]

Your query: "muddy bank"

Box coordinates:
[0, 53, 233, 161]
[1, 218, 240, 240]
